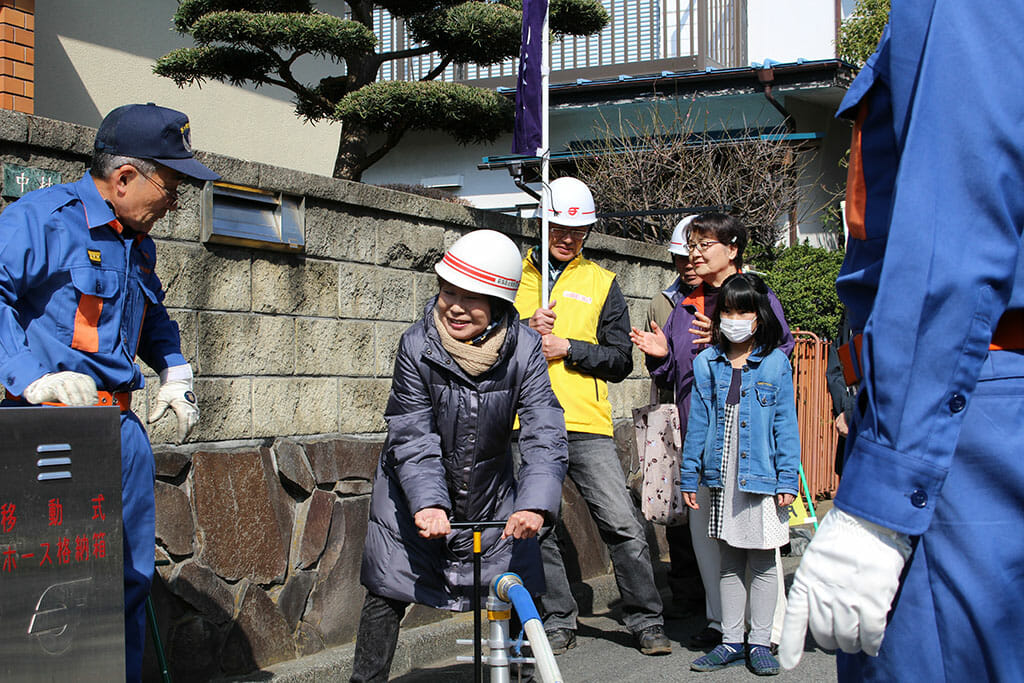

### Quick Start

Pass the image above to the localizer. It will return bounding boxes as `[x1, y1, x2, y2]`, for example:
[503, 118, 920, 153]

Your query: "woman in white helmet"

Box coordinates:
[350, 229, 568, 683]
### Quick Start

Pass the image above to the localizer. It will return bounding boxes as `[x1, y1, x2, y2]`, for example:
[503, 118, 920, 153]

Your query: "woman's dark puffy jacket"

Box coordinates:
[360, 300, 568, 610]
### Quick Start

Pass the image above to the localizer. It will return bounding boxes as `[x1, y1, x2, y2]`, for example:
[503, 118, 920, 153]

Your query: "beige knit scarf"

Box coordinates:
[433, 307, 507, 377]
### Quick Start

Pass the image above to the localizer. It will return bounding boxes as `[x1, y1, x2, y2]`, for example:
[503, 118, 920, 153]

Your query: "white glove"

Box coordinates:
[147, 365, 199, 444]
[23, 371, 99, 406]
[779, 507, 912, 669]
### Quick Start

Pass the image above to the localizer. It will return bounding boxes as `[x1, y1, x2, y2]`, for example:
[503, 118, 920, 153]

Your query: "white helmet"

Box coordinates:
[536, 177, 597, 227]
[434, 229, 524, 303]
[669, 215, 696, 256]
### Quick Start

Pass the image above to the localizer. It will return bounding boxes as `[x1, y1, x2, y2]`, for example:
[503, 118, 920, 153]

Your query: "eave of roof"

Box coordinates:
[496, 58, 857, 107]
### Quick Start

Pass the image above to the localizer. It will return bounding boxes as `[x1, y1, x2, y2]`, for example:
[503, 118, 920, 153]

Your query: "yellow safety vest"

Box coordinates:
[515, 253, 616, 436]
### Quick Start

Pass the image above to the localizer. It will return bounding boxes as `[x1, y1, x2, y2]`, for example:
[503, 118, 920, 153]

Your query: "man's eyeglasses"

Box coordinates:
[551, 226, 590, 241]
[136, 168, 180, 207]
[686, 239, 721, 253]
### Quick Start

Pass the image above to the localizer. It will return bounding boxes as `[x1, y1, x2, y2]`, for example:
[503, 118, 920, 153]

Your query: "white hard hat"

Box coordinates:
[669, 215, 696, 256]
[536, 177, 597, 227]
[434, 229, 524, 303]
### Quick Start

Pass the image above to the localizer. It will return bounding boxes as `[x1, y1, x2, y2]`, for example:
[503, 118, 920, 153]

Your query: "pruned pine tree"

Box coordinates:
[155, 0, 608, 181]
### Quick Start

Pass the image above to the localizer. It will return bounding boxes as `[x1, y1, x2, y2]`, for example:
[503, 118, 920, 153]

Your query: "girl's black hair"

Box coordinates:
[711, 272, 785, 354]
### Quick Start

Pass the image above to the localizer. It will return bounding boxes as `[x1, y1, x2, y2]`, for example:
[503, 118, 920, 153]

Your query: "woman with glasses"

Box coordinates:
[630, 212, 794, 655]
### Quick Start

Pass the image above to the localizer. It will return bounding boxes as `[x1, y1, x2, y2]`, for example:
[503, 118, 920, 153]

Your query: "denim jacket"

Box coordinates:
[679, 345, 801, 496]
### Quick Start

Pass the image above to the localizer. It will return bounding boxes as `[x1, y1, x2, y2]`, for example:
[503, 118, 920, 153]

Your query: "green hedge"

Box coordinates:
[751, 243, 845, 341]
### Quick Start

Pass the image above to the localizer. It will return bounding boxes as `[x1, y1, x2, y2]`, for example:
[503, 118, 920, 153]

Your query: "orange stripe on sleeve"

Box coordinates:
[844, 102, 869, 241]
[71, 294, 102, 352]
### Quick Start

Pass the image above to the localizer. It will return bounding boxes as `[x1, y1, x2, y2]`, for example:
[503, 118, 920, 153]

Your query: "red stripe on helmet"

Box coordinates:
[443, 252, 519, 291]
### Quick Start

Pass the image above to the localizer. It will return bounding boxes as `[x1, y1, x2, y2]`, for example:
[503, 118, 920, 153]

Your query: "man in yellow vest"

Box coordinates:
[514, 177, 671, 656]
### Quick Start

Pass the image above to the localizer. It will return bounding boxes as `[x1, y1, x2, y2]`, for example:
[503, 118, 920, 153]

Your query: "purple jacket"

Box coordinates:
[647, 282, 794, 435]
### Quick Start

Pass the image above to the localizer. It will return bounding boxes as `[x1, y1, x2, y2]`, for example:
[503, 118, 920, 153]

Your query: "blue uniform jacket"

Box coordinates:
[834, 4, 1024, 536]
[679, 345, 800, 497]
[0, 173, 184, 395]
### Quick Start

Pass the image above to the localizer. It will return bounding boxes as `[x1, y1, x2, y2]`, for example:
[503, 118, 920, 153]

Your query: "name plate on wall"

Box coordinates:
[3, 164, 62, 199]
[0, 407, 125, 681]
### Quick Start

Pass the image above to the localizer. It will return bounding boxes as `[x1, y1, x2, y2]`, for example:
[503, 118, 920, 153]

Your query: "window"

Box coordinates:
[201, 182, 305, 252]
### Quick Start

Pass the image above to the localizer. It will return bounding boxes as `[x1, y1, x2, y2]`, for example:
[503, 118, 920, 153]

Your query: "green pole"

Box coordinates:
[146, 594, 173, 683]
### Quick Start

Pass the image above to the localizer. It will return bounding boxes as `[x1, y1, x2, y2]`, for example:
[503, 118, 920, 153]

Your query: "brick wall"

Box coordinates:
[0, 0, 32, 114]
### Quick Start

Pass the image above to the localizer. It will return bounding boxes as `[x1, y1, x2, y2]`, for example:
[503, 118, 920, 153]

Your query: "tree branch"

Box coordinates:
[420, 56, 452, 81]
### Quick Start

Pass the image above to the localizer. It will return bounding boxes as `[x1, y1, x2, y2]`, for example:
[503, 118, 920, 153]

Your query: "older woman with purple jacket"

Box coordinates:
[631, 213, 793, 650]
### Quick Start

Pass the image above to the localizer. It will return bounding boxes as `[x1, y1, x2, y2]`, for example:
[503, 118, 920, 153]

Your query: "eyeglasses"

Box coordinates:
[686, 239, 722, 253]
[550, 226, 590, 240]
[136, 168, 180, 207]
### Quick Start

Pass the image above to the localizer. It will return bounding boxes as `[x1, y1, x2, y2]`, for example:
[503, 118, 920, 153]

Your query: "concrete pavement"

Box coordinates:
[224, 518, 835, 682]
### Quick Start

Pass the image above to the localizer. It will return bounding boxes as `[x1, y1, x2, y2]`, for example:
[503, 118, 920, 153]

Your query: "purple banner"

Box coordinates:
[512, 0, 547, 156]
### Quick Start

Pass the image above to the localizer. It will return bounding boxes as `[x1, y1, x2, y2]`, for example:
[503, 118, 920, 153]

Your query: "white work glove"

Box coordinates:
[147, 364, 199, 444]
[23, 371, 99, 406]
[779, 507, 912, 669]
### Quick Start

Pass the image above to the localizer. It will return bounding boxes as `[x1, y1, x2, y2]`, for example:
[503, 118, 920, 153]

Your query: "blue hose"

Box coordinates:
[493, 572, 540, 623]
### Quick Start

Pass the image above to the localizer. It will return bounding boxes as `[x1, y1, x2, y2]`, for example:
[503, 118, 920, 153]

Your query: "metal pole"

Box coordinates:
[540, 0, 550, 308]
[473, 530, 483, 683]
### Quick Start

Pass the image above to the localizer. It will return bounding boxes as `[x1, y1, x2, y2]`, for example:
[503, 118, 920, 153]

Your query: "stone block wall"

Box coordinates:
[0, 110, 676, 679]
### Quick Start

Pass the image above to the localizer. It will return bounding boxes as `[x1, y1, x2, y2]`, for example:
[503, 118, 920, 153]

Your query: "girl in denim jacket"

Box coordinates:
[680, 273, 801, 676]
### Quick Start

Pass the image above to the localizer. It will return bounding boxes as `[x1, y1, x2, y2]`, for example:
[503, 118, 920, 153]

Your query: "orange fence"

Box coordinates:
[791, 331, 839, 500]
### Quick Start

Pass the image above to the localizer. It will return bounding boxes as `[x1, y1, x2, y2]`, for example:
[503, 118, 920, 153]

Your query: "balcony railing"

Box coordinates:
[373, 0, 747, 88]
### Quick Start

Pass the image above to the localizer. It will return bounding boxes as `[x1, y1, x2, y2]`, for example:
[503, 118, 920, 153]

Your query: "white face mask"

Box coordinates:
[719, 318, 755, 343]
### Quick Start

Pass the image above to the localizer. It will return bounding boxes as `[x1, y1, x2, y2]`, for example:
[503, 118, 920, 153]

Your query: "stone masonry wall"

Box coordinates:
[0, 110, 675, 680]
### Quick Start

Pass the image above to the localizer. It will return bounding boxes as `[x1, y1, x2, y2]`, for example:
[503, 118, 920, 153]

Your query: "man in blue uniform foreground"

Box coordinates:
[779, 4, 1024, 681]
[0, 103, 219, 681]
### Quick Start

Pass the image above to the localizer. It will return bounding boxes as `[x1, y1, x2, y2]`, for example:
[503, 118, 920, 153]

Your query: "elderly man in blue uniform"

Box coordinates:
[780, 5, 1024, 681]
[0, 103, 219, 681]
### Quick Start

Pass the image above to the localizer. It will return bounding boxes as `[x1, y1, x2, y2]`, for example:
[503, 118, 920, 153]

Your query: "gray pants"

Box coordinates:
[718, 542, 777, 647]
[527, 432, 664, 633]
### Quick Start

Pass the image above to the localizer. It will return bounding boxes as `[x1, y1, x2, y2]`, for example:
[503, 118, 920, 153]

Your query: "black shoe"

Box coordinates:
[635, 625, 672, 655]
[544, 628, 577, 655]
[689, 626, 723, 649]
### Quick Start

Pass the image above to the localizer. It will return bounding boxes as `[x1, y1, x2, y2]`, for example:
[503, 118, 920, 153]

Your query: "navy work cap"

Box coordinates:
[94, 103, 220, 181]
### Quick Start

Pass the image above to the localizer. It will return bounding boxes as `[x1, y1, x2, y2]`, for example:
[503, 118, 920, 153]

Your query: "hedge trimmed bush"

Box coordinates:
[752, 243, 845, 341]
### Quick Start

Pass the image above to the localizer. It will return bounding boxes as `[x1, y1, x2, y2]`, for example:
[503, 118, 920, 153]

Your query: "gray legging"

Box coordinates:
[718, 541, 778, 647]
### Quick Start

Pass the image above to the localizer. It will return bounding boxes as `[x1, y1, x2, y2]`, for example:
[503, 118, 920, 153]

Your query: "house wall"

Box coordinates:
[0, 109, 669, 678]
[747, 0, 839, 64]
[34, 0, 346, 177]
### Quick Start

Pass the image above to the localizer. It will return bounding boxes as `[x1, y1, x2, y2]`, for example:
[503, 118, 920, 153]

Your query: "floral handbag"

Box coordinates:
[632, 386, 687, 526]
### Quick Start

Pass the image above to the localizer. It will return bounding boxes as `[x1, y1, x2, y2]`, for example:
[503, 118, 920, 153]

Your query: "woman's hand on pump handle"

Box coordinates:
[502, 510, 544, 540]
[414, 507, 452, 539]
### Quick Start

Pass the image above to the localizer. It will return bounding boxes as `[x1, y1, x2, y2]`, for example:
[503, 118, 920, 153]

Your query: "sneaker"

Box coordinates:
[691, 643, 745, 672]
[544, 628, 576, 655]
[747, 644, 780, 676]
[688, 626, 723, 649]
[634, 625, 672, 655]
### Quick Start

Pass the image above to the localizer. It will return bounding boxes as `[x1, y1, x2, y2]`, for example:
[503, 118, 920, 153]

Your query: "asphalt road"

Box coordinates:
[393, 611, 835, 682]
[393, 510, 836, 683]
[393, 562, 836, 683]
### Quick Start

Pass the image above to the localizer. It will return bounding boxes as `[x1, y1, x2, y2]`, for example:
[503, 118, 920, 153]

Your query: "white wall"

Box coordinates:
[747, 0, 837, 64]
[35, 1, 345, 176]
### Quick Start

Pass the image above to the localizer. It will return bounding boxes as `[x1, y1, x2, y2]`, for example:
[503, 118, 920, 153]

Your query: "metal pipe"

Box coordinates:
[493, 574, 563, 683]
[486, 591, 512, 683]
[473, 530, 483, 683]
[756, 66, 796, 132]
